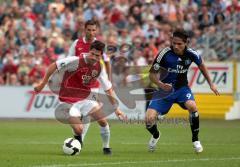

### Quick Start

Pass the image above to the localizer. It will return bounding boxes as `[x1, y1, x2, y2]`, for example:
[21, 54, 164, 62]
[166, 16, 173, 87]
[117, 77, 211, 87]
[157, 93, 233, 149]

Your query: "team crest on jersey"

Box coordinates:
[82, 75, 91, 84]
[185, 59, 191, 65]
[91, 70, 98, 78]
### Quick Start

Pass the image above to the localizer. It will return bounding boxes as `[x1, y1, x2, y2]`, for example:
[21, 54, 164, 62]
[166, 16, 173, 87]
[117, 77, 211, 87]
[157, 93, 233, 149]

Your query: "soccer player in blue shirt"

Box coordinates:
[145, 29, 220, 153]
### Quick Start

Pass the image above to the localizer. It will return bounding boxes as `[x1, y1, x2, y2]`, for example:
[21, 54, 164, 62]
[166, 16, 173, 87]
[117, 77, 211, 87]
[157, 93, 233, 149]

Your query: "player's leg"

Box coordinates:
[146, 98, 173, 151]
[79, 90, 99, 142]
[90, 109, 112, 155]
[145, 108, 160, 151]
[145, 108, 159, 138]
[176, 87, 203, 153]
[68, 104, 84, 146]
[68, 117, 83, 146]
[184, 100, 199, 142]
[69, 99, 100, 147]
[81, 89, 104, 142]
[184, 100, 203, 153]
[144, 86, 157, 111]
[98, 118, 111, 155]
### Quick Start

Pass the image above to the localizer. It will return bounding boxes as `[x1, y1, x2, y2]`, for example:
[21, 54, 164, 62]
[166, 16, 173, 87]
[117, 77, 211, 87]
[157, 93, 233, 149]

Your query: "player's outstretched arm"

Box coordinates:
[98, 64, 127, 121]
[34, 63, 57, 93]
[105, 88, 127, 121]
[198, 63, 220, 96]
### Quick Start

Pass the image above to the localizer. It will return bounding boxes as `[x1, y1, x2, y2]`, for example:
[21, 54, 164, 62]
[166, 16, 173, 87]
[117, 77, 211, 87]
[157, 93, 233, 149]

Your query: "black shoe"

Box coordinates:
[103, 148, 112, 155]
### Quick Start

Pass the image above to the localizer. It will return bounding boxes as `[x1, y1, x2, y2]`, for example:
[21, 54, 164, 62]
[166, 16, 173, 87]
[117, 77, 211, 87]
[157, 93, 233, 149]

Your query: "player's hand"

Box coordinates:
[34, 82, 45, 93]
[115, 108, 127, 121]
[210, 84, 220, 96]
[159, 83, 173, 92]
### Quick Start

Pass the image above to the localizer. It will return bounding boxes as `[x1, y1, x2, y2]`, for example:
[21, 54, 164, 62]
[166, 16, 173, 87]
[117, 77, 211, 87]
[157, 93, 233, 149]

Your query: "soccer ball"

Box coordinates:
[62, 138, 81, 155]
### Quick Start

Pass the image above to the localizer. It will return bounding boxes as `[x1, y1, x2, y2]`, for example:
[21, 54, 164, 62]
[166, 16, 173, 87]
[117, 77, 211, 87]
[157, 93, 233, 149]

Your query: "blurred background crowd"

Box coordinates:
[0, 0, 239, 86]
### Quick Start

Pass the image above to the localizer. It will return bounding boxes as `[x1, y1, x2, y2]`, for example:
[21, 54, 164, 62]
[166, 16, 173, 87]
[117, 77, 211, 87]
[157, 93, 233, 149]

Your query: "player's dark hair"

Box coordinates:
[90, 40, 105, 53]
[172, 28, 189, 43]
[84, 19, 100, 28]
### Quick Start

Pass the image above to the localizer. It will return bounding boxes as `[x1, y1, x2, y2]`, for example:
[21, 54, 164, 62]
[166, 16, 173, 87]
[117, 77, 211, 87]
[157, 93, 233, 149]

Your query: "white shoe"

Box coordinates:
[148, 135, 160, 152]
[193, 141, 203, 153]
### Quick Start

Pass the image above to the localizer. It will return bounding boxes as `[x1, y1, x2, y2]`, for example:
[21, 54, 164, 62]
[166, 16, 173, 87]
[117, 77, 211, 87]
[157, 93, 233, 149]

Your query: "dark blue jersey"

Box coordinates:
[150, 47, 202, 90]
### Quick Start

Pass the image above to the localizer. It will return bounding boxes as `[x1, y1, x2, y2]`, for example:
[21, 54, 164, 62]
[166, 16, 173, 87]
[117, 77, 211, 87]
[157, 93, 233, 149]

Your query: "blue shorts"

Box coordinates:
[148, 86, 195, 115]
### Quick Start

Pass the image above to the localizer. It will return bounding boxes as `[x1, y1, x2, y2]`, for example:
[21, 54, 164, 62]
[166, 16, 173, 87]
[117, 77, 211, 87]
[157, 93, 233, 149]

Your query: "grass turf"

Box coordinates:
[0, 119, 240, 167]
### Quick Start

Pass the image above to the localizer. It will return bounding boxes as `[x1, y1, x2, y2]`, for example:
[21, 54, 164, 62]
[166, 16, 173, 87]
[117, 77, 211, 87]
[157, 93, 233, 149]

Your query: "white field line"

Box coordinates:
[121, 142, 240, 146]
[2, 141, 239, 146]
[2, 141, 60, 145]
[32, 157, 240, 167]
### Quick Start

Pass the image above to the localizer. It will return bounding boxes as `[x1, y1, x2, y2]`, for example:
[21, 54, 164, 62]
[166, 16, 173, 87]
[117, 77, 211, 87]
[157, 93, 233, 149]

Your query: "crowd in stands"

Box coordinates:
[0, 0, 239, 86]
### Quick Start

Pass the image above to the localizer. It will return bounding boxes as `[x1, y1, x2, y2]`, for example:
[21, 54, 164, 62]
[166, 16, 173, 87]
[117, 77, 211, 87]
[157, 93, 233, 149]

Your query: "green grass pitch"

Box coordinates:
[0, 119, 240, 167]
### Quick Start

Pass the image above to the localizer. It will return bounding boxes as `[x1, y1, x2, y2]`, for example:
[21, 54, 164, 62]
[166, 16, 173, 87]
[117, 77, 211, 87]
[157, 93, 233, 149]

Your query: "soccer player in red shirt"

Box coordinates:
[67, 19, 111, 79]
[67, 19, 112, 142]
[34, 41, 126, 155]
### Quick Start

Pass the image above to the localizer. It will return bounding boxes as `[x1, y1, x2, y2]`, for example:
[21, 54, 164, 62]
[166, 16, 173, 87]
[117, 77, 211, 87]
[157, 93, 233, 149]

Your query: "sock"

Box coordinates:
[100, 124, 110, 148]
[146, 124, 159, 139]
[81, 116, 91, 141]
[72, 129, 83, 146]
[189, 111, 199, 142]
[82, 123, 90, 141]
[74, 135, 83, 146]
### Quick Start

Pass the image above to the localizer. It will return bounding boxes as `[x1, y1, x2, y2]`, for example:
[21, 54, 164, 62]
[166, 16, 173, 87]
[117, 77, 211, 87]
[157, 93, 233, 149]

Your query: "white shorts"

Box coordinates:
[69, 88, 101, 117]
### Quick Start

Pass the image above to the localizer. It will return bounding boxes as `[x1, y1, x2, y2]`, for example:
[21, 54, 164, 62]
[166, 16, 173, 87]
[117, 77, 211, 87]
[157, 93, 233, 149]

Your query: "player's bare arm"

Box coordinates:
[34, 62, 57, 93]
[198, 63, 220, 96]
[149, 70, 172, 92]
[105, 88, 127, 121]
[104, 61, 112, 81]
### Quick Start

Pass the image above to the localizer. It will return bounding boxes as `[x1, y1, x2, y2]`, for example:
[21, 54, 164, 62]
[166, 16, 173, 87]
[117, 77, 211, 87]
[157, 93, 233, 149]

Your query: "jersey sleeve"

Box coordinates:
[56, 56, 79, 72]
[67, 40, 78, 57]
[188, 48, 202, 66]
[149, 47, 171, 73]
[98, 67, 112, 91]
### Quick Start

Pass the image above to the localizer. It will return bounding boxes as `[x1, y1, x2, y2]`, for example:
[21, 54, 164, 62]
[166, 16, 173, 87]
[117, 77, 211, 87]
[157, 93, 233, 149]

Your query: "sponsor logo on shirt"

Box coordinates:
[168, 65, 188, 73]
[82, 70, 99, 84]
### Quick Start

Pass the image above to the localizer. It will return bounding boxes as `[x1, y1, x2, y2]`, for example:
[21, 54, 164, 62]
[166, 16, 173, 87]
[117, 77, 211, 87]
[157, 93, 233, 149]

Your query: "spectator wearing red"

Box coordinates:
[43, 47, 58, 66]
[0, 72, 4, 85]
[28, 62, 45, 85]
[2, 55, 18, 75]
[226, 0, 240, 15]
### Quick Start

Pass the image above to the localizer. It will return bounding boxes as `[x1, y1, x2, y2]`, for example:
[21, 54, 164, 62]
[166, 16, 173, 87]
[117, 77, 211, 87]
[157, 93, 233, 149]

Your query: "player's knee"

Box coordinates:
[98, 119, 108, 127]
[145, 115, 157, 127]
[186, 101, 198, 112]
[188, 106, 198, 112]
[146, 109, 157, 120]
